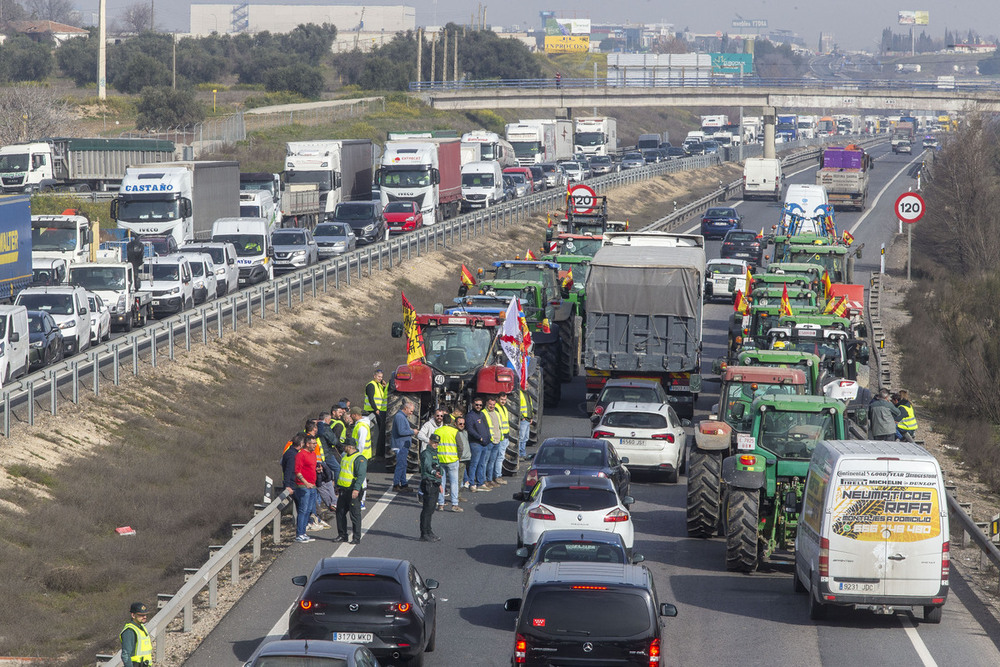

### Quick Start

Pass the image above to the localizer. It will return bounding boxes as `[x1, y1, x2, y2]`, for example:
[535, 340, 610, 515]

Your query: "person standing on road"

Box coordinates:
[335, 440, 367, 545]
[317, 411, 342, 476]
[454, 412, 470, 502]
[281, 433, 305, 501]
[417, 409, 445, 452]
[434, 414, 463, 512]
[349, 407, 372, 509]
[483, 397, 505, 488]
[466, 397, 489, 492]
[391, 400, 416, 492]
[330, 403, 348, 451]
[364, 368, 389, 460]
[895, 389, 918, 443]
[419, 434, 444, 542]
[517, 388, 534, 460]
[493, 394, 513, 483]
[121, 602, 153, 666]
[294, 436, 319, 543]
[868, 389, 901, 441]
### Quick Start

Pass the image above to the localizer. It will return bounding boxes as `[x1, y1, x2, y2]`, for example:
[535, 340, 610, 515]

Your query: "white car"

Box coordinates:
[181, 252, 219, 305]
[592, 401, 689, 483]
[513, 475, 634, 550]
[15, 286, 92, 355]
[561, 161, 587, 182]
[86, 292, 111, 345]
[705, 258, 750, 302]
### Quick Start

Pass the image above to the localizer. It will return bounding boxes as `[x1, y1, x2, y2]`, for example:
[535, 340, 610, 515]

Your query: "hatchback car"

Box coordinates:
[720, 229, 764, 267]
[27, 310, 63, 371]
[271, 228, 319, 274]
[86, 292, 111, 344]
[522, 437, 630, 498]
[332, 201, 387, 245]
[560, 161, 587, 182]
[242, 639, 380, 667]
[503, 167, 536, 194]
[705, 258, 750, 302]
[702, 140, 721, 154]
[514, 475, 635, 550]
[506, 172, 530, 198]
[181, 252, 218, 304]
[591, 378, 669, 423]
[700, 206, 744, 239]
[515, 529, 644, 589]
[383, 201, 423, 234]
[896, 140, 913, 154]
[620, 152, 646, 170]
[593, 402, 689, 483]
[289, 557, 438, 666]
[314, 222, 358, 258]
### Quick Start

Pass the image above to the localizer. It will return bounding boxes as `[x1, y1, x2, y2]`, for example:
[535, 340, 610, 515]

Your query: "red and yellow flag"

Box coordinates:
[842, 230, 855, 245]
[831, 295, 849, 317]
[734, 290, 750, 315]
[780, 283, 793, 317]
[401, 291, 426, 364]
[561, 268, 574, 291]
[547, 213, 553, 228]
[541, 318, 552, 334]
[745, 265, 754, 294]
[525, 249, 537, 260]
[460, 263, 476, 287]
[822, 271, 833, 300]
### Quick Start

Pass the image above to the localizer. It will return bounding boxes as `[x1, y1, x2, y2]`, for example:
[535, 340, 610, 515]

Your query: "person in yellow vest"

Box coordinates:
[493, 394, 513, 482]
[364, 368, 389, 460]
[434, 413, 463, 512]
[483, 396, 506, 488]
[895, 389, 918, 443]
[334, 440, 367, 545]
[121, 602, 153, 666]
[517, 388, 534, 460]
[349, 407, 372, 510]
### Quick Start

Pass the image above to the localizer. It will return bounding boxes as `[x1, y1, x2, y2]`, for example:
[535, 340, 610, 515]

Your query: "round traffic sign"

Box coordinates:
[569, 183, 597, 214]
[894, 191, 925, 224]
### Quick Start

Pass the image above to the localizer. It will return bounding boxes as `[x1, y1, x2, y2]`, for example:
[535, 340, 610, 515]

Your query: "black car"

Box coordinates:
[27, 310, 63, 371]
[527, 165, 547, 192]
[504, 562, 678, 666]
[720, 229, 764, 267]
[523, 437, 630, 499]
[242, 639, 379, 667]
[515, 529, 644, 589]
[667, 146, 689, 159]
[289, 557, 438, 666]
[330, 202, 387, 245]
[641, 149, 661, 164]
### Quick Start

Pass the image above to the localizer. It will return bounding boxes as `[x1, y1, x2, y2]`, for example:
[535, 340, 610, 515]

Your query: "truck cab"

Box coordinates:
[114, 166, 194, 248]
[239, 190, 279, 229]
[0, 142, 52, 193]
[211, 217, 274, 286]
[68, 261, 150, 332]
[31, 257, 68, 287]
[31, 213, 96, 264]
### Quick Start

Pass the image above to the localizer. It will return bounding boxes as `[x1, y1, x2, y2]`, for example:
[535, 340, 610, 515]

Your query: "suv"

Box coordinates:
[181, 242, 238, 297]
[270, 228, 319, 274]
[15, 286, 92, 355]
[330, 201, 386, 245]
[504, 562, 678, 666]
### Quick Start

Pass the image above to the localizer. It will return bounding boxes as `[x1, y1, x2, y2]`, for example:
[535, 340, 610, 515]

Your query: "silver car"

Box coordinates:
[270, 228, 319, 274]
[313, 222, 357, 258]
[561, 161, 587, 182]
[539, 162, 566, 189]
[506, 172, 530, 198]
[620, 152, 646, 170]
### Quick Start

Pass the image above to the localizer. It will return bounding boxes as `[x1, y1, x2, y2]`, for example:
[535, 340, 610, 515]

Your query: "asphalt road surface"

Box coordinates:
[187, 143, 1000, 667]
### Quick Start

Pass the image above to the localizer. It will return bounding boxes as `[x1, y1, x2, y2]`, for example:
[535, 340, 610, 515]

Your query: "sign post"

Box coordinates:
[895, 191, 926, 281]
[568, 183, 597, 215]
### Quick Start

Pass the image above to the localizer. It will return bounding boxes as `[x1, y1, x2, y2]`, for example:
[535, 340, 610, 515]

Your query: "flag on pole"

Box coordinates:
[745, 265, 754, 294]
[822, 271, 832, 300]
[780, 283, 793, 317]
[547, 213, 553, 228]
[842, 230, 855, 245]
[525, 249, 537, 260]
[734, 290, 750, 315]
[499, 297, 529, 389]
[831, 295, 849, 317]
[460, 264, 476, 287]
[561, 268, 574, 291]
[401, 291, 426, 364]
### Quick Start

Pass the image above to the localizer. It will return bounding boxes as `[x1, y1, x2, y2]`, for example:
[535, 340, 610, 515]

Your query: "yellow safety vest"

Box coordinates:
[898, 403, 918, 431]
[331, 419, 346, 444]
[364, 380, 388, 412]
[496, 404, 510, 438]
[484, 409, 503, 443]
[433, 425, 459, 464]
[352, 419, 373, 459]
[121, 622, 152, 664]
[519, 390, 532, 419]
[338, 452, 362, 488]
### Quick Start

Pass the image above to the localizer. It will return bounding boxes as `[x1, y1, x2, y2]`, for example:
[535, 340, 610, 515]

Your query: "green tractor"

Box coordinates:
[748, 285, 819, 309]
[726, 303, 820, 362]
[733, 349, 823, 395]
[782, 243, 862, 284]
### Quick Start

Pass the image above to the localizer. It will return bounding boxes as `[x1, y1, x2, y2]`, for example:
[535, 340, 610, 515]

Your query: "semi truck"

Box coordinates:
[776, 114, 799, 142]
[31, 212, 101, 265]
[583, 231, 705, 419]
[0, 138, 174, 194]
[700, 115, 729, 134]
[376, 139, 462, 226]
[112, 161, 240, 248]
[460, 130, 516, 167]
[0, 195, 33, 301]
[815, 145, 872, 210]
[574, 117, 618, 157]
[283, 140, 374, 214]
[506, 119, 573, 166]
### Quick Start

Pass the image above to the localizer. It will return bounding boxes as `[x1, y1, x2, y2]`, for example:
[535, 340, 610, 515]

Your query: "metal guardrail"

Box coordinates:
[947, 491, 1000, 580]
[868, 273, 892, 390]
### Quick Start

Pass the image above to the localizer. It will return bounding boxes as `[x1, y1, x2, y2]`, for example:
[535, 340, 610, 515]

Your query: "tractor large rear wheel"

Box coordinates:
[686, 449, 723, 538]
[557, 321, 576, 383]
[536, 342, 561, 407]
[725, 487, 761, 572]
[527, 367, 544, 447]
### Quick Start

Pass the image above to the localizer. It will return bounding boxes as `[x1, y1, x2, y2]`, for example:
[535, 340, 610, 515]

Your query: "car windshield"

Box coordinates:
[87, 296, 101, 311]
[709, 264, 744, 276]
[213, 234, 265, 257]
[18, 293, 74, 315]
[624, 153, 643, 161]
[705, 208, 734, 218]
[541, 487, 618, 511]
[462, 173, 495, 187]
[772, 338, 844, 361]
[146, 239, 173, 256]
[493, 266, 550, 282]
[575, 132, 605, 147]
[423, 325, 493, 374]
[725, 232, 756, 243]
[560, 263, 590, 283]
[559, 238, 602, 256]
[272, 231, 306, 245]
[68, 266, 126, 291]
[151, 264, 180, 281]
[381, 168, 431, 188]
[535, 445, 605, 468]
[185, 247, 224, 264]
[599, 386, 661, 405]
[520, 590, 651, 637]
[0, 153, 28, 171]
[384, 202, 415, 214]
[591, 156, 611, 165]
[537, 541, 625, 565]
[602, 412, 668, 429]
[562, 162, 581, 171]
[333, 204, 375, 221]
[239, 205, 262, 218]
[508, 173, 526, 185]
[786, 250, 846, 281]
[755, 294, 814, 308]
[723, 382, 802, 432]
[189, 261, 205, 277]
[28, 314, 45, 333]
[314, 223, 350, 237]
[309, 574, 403, 600]
[31, 226, 76, 251]
[116, 198, 181, 222]
[758, 409, 838, 459]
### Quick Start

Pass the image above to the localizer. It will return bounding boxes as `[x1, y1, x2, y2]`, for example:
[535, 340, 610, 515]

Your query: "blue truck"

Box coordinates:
[0, 195, 32, 301]
[776, 114, 799, 142]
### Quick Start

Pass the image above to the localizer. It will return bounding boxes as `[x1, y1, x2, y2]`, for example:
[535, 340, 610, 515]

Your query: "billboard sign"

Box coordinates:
[710, 53, 753, 75]
[545, 35, 591, 53]
[545, 18, 591, 36]
[732, 19, 767, 28]
[898, 10, 929, 25]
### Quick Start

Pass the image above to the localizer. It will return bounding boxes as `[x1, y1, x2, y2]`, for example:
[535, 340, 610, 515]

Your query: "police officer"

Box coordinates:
[364, 368, 389, 460]
[121, 602, 153, 666]
[334, 440, 367, 545]
[420, 434, 444, 542]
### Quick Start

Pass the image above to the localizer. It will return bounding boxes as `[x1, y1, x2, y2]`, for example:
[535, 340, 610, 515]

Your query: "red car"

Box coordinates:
[383, 201, 424, 233]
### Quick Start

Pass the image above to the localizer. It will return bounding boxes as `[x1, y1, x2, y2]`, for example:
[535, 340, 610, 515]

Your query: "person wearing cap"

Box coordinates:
[419, 433, 444, 541]
[364, 368, 389, 460]
[334, 439, 367, 544]
[121, 602, 153, 665]
[294, 436, 320, 543]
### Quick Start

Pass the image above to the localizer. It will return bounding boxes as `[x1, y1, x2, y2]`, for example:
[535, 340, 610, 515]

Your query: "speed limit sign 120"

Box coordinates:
[895, 191, 925, 224]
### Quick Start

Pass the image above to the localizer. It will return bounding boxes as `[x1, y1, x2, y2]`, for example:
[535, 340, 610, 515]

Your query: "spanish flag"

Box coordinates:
[401, 291, 426, 364]
[561, 268, 574, 291]
[745, 265, 754, 294]
[547, 213, 553, 228]
[822, 271, 832, 300]
[734, 290, 750, 315]
[526, 249, 537, 260]
[780, 283, 793, 317]
[460, 263, 476, 287]
[842, 230, 855, 245]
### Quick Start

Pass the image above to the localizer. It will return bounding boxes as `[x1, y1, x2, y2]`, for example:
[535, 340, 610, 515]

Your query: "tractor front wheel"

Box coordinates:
[725, 487, 761, 572]
[686, 449, 722, 538]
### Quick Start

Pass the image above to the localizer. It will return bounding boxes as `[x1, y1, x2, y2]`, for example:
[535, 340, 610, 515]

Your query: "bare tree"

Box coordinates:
[117, 1, 154, 35]
[1, 0, 28, 22]
[0, 87, 72, 144]
[24, 0, 78, 25]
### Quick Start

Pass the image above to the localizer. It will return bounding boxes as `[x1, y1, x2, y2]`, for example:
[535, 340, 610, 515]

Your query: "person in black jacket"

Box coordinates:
[465, 397, 490, 492]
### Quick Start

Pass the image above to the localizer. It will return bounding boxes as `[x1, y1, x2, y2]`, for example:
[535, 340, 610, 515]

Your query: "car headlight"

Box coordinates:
[215, 267, 226, 276]
[58, 319, 76, 330]
[292, 249, 305, 257]
[116, 295, 127, 311]
[194, 279, 205, 288]
[31, 340, 44, 348]
[333, 241, 346, 247]
[363, 224, 375, 232]
[168, 286, 181, 295]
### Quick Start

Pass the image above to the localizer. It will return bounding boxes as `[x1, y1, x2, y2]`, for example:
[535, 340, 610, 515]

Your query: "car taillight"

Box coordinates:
[941, 541, 950, 583]
[395, 369, 412, 381]
[593, 430, 614, 438]
[514, 634, 527, 664]
[819, 536, 830, 577]
[594, 405, 605, 416]
[298, 599, 325, 613]
[528, 505, 556, 520]
[605, 508, 629, 522]
[406, 216, 415, 221]
[649, 637, 661, 666]
[652, 433, 675, 443]
[388, 602, 411, 613]
[525, 469, 538, 487]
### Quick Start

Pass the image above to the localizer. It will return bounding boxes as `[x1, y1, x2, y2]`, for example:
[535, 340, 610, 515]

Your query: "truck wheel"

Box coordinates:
[527, 367, 544, 447]
[725, 487, 760, 572]
[557, 323, 575, 383]
[537, 342, 561, 407]
[501, 443, 519, 477]
[686, 449, 722, 538]
[124, 312, 134, 333]
[923, 605, 942, 624]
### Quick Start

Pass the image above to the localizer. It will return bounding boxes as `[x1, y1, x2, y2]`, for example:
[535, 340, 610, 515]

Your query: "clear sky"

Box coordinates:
[88, 1, 999, 52]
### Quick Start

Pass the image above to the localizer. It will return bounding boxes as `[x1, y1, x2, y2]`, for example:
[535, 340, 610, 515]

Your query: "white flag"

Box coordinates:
[499, 297, 525, 388]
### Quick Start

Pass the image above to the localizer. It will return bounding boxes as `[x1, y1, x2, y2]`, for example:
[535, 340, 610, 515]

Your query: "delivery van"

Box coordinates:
[795, 440, 949, 623]
[0, 305, 29, 385]
[743, 158, 783, 201]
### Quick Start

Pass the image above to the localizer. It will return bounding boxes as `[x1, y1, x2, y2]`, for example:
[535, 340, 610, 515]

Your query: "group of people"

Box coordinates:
[868, 388, 919, 442]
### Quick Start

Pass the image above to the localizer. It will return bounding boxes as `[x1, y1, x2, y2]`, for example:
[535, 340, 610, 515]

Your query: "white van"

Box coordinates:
[795, 440, 949, 623]
[211, 217, 274, 287]
[743, 158, 783, 201]
[181, 242, 239, 297]
[146, 255, 194, 316]
[239, 190, 279, 229]
[461, 161, 505, 211]
[0, 305, 29, 384]
[31, 257, 68, 286]
[782, 184, 830, 235]
[15, 286, 92, 355]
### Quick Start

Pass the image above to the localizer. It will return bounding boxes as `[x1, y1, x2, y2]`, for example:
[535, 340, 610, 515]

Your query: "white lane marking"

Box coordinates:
[900, 615, 938, 667]
[849, 151, 925, 234]
[263, 485, 399, 642]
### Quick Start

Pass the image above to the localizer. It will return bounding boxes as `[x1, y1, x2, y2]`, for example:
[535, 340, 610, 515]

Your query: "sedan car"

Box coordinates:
[514, 529, 644, 589]
[593, 401, 689, 483]
[720, 229, 764, 267]
[242, 639, 380, 667]
[667, 146, 689, 159]
[895, 140, 913, 154]
[591, 378, 669, 423]
[506, 172, 530, 198]
[588, 155, 617, 175]
[271, 228, 319, 274]
[522, 437, 630, 499]
[314, 222, 358, 258]
[560, 161, 587, 182]
[86, 292, 111, 345]
[289, 557, 438, 666]
[705, 258, 750, 302]
[514, 475, 635, 550]
[383, 200, 424, 234]
[620, 152, 646, 170]
[700, 206, 743, 239]
[642, 149, 661, 164]
[331, 201, 387, 245]
[27, 310, 63, 371]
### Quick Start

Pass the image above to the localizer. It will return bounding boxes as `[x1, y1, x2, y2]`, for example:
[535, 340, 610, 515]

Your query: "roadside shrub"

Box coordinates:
[262, 64, 325, 98]
[135, 86, 205, 129]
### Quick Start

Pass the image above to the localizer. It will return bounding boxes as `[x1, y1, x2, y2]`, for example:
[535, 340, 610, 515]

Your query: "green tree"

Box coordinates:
[280, 23, 337, 62]
[262, 64, 325, 97]
[55, 31, 98, 86]
[135, 86, 204, 129]
[113, 53, 171, 93]
[0, 34, 53, 82]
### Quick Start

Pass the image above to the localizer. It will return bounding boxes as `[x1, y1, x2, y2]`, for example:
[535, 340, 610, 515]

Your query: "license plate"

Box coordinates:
[619, 438, 648, 448]
[152, 300, 161, 306]
[332, 632, 373, 643]
[838, 582, 878, 592]
[734, 252, 751, 258]
[737, 434, 756, 450]
[668, 384, 688, 392]
[238, 278, 247, 285]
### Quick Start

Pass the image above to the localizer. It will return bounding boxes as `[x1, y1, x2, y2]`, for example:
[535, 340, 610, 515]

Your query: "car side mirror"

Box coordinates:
[620, 456, 629, 465]
[291, 575, 307, 587]
[9, 332, 19, 343]
[78, 308, 88, 316]
[631, 553, 645, 564]
[680, 418, 692, 428]
[391, 321, 404, 338]
[229, 258, 236, 265]
[858, 345, 870, 365]
[512, 492, 526, 501]
[504, 598, 522, 612]
[515, 547, 530, 559]
[424, 578, 439, 590]
[660, 603, 678, 617]
[622, 496, 635, 506]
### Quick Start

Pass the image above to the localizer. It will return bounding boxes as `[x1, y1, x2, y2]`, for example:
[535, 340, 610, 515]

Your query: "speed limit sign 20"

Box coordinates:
[895, 192, 925, 224]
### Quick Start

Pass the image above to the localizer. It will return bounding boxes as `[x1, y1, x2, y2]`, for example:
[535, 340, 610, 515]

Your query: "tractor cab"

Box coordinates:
[749, 285, 818, 309]
[706, 366, 809, 436]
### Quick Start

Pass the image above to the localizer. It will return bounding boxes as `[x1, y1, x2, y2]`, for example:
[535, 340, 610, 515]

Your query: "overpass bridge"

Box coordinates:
[411, 77, 1000, 113]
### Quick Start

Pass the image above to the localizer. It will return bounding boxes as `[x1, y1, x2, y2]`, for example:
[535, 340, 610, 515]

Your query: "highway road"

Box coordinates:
[187, 143, 1000, 667]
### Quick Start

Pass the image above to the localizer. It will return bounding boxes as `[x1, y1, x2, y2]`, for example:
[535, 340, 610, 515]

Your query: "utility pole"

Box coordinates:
[416, 28, 423, 83]
[150, 0, 154, 31]
[172, 33, 177, 89]
[454, 29, 459, 81]
[442, 29, 448, 82]
[430, 31, 436, 85]
[98, 0, 107, 100]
